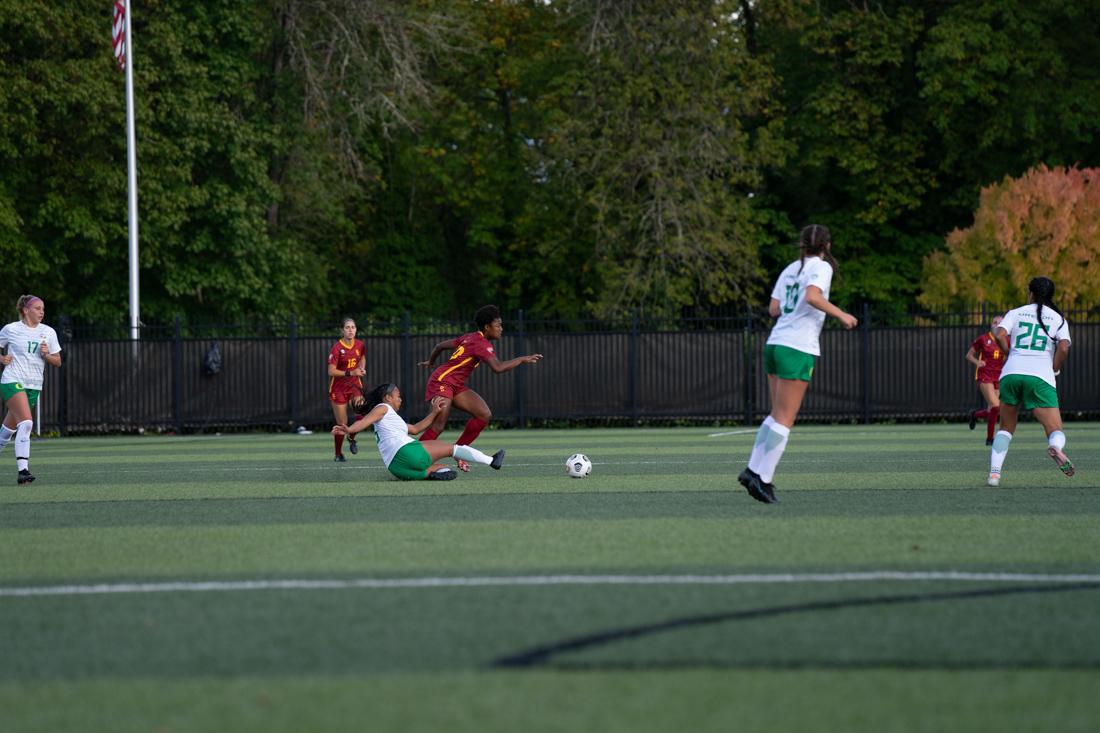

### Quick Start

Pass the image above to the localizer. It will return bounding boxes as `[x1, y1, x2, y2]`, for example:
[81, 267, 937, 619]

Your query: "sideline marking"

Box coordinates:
[707, 429, 756, 438]
[3, 572, 1100, 598]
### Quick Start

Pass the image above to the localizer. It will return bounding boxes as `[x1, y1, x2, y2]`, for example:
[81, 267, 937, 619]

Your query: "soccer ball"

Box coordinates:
[566, 453, 592, 478]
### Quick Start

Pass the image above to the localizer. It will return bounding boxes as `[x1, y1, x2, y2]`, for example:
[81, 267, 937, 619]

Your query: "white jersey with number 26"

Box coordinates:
[0, 321, 61, 390]
[998, 305, 1071, 388]
[766, 256, 834, 357]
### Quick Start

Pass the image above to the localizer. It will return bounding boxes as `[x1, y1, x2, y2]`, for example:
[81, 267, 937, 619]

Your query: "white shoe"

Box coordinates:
[987, 472, 1001, 487]
[295, 425, 313, 435]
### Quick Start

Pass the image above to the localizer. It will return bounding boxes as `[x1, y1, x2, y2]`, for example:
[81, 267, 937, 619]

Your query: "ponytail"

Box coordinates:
[1028, 277, 1063, 338]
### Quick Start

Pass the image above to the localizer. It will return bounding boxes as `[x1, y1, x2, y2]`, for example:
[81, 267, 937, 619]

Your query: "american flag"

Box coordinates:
[112, 1, 126, 71]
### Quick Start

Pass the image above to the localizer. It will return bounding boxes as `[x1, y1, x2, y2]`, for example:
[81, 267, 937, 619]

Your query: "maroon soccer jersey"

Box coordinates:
[970, 331, 1005, 383]
[427, 331, 496, 392]
[328, 338, 366, 394]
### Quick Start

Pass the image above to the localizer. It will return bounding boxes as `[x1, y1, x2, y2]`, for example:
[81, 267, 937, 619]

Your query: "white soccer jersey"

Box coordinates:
[998, 304, 1071, 388]
[765, 256, 834, 356]
[0, 321, 61, 390]
[372, 403, 414, 467]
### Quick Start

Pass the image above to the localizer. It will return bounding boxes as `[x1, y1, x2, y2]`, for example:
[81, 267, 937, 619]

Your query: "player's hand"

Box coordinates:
[0, 354, 11, 366]
[524, 354, 543, 364]
[976, 359, 985, 368]
[351, 365, 366, 377]
[331, 425, 349, 436]
[417, 360, 432, 369]
[838, 313, 858, 330]
[429, 396, 446, 412]
[39, 342, 49, 357]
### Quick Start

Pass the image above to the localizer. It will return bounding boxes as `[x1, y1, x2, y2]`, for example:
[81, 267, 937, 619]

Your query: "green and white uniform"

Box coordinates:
[765, 256, 834, 380]
[372, 403, 433, 480]
[997, 305, 1070, 409]
[0, 320, 61, 410]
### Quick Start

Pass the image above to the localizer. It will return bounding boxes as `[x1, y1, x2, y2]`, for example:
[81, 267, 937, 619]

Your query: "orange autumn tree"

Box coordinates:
[920, 164, 1100, 311]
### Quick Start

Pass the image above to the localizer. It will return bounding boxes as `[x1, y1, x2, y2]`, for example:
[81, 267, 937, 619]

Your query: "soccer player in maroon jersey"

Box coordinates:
[417, 305, 542, 471]
[965, 315, 1006, 445]
[327, 317, 367, 462]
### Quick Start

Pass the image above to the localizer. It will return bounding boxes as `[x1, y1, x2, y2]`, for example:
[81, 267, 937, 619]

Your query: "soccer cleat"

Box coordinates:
[348, 437, 358, 455]
[1048, 446, 1075, 477]
[986, 438, 994, 446]
[428, 468, 457, 481]
[738, 467, 773, 504]
[490, 449, 506, 470]
[762, 481, 779, 503]
[968, 411, 977, 430]
[455, 459, 471, 473]
[334, 454, 347, 463]
[987, 471, 1000, 487]
[17, 469, 35, 485]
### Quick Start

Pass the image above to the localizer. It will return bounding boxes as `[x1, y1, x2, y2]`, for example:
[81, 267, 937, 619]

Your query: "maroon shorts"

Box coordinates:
[976, 375, 1000, 388]
[425, 380, 468, 402]
[329, 379, 362, 405]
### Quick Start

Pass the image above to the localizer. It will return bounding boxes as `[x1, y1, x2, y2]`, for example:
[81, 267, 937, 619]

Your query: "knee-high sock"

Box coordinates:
[990, 430, 1012, 474]
[456, 418, 487, 446]
[1048, 430, 1066, 451]
[985, 406, 1000, 441]
[14, 420, 32, 471]
[973, 408, 990, 419]
[0, 424, 13, 453]
[748, 418, 790, 484]
[420, 427, 441, 442]
[452, 443, 492, 466]
[748, 416, 776, 472]
[334, 432, 345, 456]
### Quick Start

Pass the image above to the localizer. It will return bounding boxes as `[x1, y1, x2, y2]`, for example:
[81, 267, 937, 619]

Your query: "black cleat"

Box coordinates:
[968, 411, 977, 430]
[985, 438, 994, 446]
[762, 481, 779, 503]
[348, 437, 358, 455]
[17, 469, 35, 485]
[490, 449, 505, 470]
[428, 468, 457, 481]
[738, 467, 773, 504]
[334, 454, 347, 463]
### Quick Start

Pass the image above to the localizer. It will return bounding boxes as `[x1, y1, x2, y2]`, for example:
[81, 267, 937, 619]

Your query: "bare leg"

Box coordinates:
[769, 377, 811, 428]
[979, 382, 1000, 408]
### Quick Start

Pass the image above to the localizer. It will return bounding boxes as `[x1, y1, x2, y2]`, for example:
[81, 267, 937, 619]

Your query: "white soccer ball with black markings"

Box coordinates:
[566, 453, 592, 478]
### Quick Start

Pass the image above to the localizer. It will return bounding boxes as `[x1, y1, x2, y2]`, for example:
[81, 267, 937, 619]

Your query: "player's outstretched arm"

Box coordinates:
[804, 286, 857, 329]
[418, 339, 458, 368]
[335, 404, 387, 437]
[484, 353, 543, 374]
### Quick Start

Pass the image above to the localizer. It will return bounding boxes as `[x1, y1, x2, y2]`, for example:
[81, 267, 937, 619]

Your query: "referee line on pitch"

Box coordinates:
[3, 572, 1100, 598]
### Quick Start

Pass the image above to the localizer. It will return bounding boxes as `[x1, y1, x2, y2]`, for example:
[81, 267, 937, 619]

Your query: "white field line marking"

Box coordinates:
[707, 429, 757, 438]
[2, 572, 1099, 598]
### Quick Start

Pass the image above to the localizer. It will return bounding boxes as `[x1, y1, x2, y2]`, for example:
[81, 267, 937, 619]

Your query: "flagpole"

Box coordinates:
[124, 0, 140, 345]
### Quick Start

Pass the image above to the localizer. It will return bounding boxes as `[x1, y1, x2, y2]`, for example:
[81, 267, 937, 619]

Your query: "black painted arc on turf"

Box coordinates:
[490, 582, 1100, 669]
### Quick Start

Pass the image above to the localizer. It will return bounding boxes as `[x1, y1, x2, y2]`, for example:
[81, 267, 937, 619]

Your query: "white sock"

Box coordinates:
[0, 424, 13, 453]
[990, 430, 1013, 475]
[749, 420, 790, 484]
[1048, 430, 1066, 452]
[14, 419, 32, 472]
[747, 416, 776, 474]
[452, 443, 492, 466]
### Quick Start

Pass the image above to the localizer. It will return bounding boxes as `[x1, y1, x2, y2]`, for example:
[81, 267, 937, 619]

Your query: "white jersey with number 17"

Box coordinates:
[0, 321, 61, 390]
[998, 305, 1071, 388]
[765, 256, 834, 357]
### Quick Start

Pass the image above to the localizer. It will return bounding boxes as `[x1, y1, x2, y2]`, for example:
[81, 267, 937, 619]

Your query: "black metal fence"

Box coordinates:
[29, 308, 1100, 434]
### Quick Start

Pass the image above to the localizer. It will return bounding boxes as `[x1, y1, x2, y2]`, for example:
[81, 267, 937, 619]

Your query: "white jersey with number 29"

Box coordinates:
[766, 256, 834, 357]
[0, 321, 61, 390]
[998, 305, 1071, 388]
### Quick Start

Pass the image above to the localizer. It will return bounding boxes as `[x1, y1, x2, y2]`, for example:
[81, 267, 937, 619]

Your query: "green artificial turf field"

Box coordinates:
[1, 423, 1098, 732]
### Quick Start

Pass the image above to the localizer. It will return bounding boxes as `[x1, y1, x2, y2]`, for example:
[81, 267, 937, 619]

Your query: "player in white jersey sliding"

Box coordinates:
[333, 383, 505, 481]
[0, 295, 62, 485]
[739, 225, 858, 504]
[986, 277, 1073, 487]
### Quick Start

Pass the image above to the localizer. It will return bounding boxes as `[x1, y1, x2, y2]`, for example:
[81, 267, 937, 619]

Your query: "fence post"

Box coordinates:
[400, 311, 412, 419]
[744, 304, 755, 426]
[172, 316, 183, 434]
[861, 302, 872, 424]
[57, 315, 68, 437]
[515, 309, 526, 429]
[629, 309, 640, 426]
[287, 314, 298, 429]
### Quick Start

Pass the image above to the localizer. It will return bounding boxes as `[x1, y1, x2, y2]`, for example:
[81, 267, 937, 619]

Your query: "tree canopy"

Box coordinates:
[1, 0, 1098, 325]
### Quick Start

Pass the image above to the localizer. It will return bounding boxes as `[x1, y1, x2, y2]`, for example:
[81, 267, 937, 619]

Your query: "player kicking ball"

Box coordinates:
[334, 383, 505, 481]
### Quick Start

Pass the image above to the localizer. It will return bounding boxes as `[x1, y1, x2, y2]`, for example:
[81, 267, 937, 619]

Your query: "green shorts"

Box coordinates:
[999, 374, 1059, 410]
[764, 344, 816, 382]
[0, 382, 40, 410]
[387, 441, 433, 481]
